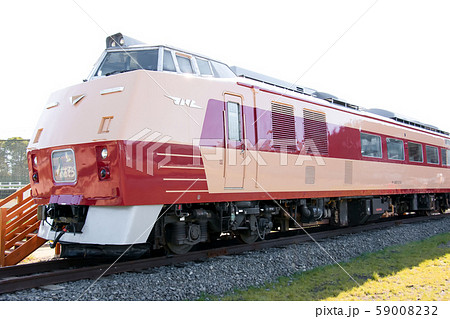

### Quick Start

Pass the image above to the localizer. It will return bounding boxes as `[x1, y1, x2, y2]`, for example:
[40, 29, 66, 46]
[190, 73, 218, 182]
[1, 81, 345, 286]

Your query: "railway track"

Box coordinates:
[0, 214, 447, 294]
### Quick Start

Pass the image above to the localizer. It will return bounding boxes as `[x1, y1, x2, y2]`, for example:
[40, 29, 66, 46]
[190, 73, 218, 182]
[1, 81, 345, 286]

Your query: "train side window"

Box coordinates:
[227, 102, 241, 141]
[196, 58, 213, 76]
[442, 149, 450, 166]
[211, 61, 236, 78]
[408, 142, 423, 162]
[386, 138, 405, 160]
[176, 54, 194, 74]
[361, 133, 382, 158]
[163, 50, 176, 72]
[426, 145, 439, 164]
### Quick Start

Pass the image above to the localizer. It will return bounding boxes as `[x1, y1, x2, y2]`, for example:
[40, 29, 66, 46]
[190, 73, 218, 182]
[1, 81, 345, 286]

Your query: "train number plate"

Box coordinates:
[51, 149, 77, 183]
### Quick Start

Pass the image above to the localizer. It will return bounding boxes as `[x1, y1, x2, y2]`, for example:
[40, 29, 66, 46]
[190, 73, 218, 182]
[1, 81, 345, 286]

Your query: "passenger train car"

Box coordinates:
[28, 33, 450, 257]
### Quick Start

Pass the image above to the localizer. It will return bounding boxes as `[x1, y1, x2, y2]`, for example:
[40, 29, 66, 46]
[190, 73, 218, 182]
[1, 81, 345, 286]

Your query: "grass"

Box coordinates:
[202, 232, 450, 301]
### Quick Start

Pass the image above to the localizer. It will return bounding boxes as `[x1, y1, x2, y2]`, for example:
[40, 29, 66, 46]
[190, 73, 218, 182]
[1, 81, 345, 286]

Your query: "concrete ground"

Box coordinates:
[19, 243, 57, 264]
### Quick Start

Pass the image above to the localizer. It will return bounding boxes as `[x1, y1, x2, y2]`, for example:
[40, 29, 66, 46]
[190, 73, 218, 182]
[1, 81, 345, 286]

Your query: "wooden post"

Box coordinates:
[0, 207, 7, 267]
[17, 193, 23, 204]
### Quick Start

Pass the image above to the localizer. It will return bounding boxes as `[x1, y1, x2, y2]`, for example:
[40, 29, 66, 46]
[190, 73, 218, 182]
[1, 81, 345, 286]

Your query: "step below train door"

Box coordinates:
[223, 93, 245, 189]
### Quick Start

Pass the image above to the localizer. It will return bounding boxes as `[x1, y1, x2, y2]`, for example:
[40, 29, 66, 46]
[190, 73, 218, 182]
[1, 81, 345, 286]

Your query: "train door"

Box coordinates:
[223, 93, 245, 188]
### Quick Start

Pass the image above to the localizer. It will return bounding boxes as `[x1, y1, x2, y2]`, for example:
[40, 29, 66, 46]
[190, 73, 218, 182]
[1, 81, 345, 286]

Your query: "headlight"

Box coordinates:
[101, 148, 108, 159]
[99, 167, 110, 180]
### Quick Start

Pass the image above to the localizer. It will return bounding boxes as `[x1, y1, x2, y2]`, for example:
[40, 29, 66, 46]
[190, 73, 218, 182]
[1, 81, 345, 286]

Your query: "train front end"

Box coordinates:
[27, 34, 177, 258]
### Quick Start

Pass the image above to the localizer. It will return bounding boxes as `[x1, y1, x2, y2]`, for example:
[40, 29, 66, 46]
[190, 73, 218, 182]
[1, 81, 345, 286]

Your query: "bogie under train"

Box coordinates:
[28, 33, 450, 257]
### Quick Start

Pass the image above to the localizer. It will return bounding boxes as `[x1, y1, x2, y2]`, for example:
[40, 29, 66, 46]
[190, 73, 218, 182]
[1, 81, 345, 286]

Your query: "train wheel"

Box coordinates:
[237, 230, 258, 244]
[167, 242, 192, 255]
[165, 222, 194, 254]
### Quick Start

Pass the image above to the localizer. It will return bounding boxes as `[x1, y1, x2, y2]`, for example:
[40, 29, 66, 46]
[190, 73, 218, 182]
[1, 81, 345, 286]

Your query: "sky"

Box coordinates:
[1, 0, 449, 139]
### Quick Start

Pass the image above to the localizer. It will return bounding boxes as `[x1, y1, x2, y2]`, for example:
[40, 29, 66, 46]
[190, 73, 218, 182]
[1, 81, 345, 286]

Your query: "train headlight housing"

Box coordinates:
[31, 153, 39, 183]
[101, 148, 108, 159]
[96, 145, 111, 181]
[105, 33, 145, 48]
[99, 167, 110, 180]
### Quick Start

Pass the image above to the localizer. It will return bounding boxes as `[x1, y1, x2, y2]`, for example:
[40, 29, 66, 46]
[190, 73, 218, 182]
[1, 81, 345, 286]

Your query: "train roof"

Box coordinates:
[105, 33, 448, 137]
[231, 66, 361, 111]
[365, 108, 449, 136]
[232, 67, 449, 136]
[230, 66, 316, 96]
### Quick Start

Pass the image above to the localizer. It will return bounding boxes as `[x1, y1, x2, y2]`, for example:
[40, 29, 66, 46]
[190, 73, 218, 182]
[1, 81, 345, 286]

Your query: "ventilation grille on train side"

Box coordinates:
[303, 109, 329, 155]
[271, 102, 297, 152]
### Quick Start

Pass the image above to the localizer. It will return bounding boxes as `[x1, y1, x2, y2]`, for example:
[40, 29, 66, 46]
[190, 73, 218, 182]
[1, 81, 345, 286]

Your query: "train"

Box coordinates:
[27, 33, 450, 258]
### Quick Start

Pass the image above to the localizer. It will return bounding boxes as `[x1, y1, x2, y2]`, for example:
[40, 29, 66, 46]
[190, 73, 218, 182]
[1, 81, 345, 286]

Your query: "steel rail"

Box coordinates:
[0, 258, 103, 279]
[0, 214, 447, 294]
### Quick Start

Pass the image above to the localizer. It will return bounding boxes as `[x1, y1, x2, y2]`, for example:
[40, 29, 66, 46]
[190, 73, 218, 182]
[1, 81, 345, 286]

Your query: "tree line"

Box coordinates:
[0, 138, 29, 183]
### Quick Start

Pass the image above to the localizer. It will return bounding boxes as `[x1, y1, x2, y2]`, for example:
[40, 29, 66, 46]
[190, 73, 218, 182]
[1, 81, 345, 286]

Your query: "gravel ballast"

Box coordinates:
[1, 217, 449, 301]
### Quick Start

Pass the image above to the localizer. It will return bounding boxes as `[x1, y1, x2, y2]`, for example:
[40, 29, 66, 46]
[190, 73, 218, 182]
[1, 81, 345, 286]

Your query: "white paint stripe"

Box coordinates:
[160, 165, 204, 170]
[156, 153, 202, 158]
[165, 190, 209, 193]
[100, 86, 124, 95]
[163, 178, 207, 181]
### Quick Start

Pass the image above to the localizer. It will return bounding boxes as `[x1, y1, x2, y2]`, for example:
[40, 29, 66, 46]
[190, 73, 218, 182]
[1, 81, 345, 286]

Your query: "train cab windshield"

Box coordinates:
[92, 46, 236, 79]
[95, 49, 159, 77]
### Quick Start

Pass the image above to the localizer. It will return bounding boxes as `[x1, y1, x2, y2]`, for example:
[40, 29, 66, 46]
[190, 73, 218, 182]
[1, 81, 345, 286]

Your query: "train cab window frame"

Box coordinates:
[408, 141, 423, 163]
[227, 101, 241, 141]
[442, 148, 450, 166]
[386, 138, 405, 161]
[196, 57, 213, 76]
[95, 49, 159, 77]
[211, 61, 236, 78]
[162, 49, 176, 72]
[360, 132, 382, 158]
[426, 145, 439, 164]
[176, 53, 194, 74]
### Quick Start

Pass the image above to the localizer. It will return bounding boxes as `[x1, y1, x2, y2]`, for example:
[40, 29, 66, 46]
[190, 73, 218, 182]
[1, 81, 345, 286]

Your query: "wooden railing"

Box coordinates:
[0, 184, 46, 266]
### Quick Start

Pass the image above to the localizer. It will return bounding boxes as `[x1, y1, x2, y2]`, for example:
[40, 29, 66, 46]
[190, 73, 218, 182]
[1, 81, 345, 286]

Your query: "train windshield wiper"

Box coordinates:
[104, 70, 132, 76]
